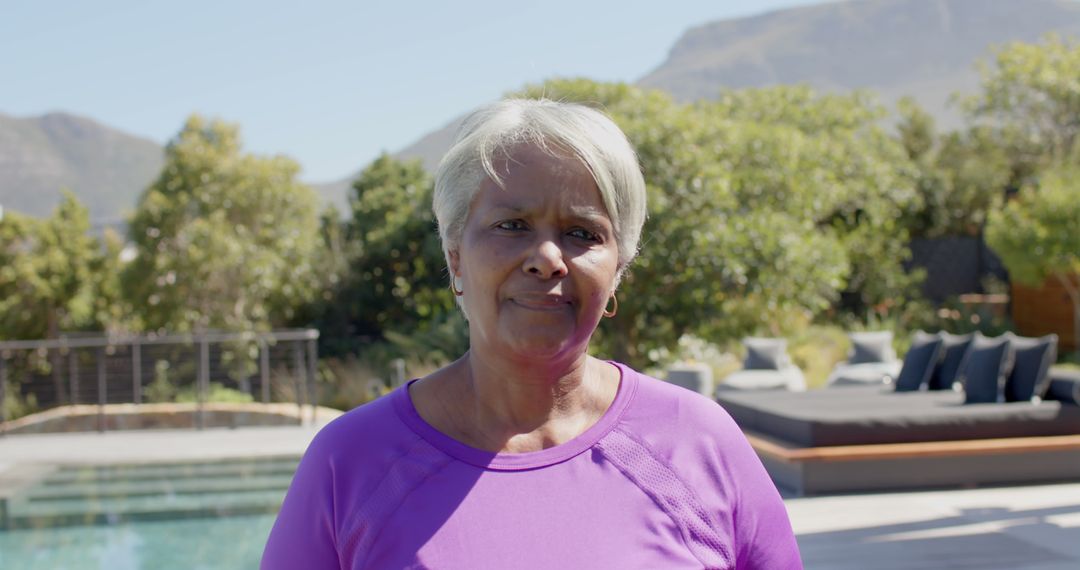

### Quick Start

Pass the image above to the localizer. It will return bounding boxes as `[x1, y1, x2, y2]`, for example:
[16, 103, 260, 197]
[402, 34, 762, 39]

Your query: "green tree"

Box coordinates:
[897, 96, 936, 162]
[311, 154, 457, 356]
[986, 166, 1080, 360]
[897, 97, 1012, 238]
[708, 87, 921, 313]
[965, 34, 1080, 185]
[124, 115, 321, 334]
[0, 191, 97, 340]
[0, 191, 103, 403]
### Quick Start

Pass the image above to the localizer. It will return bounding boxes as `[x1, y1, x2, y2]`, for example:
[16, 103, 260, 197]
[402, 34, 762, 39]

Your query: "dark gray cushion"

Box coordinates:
[929, 332, 972, 390]
[849, 331, 894, 364]
[959, 334, 1014, 404]
[1005, 334, 1058, 402]
[716, 386, 1080, 447]
[1046, 368, 1080, 404]
[894, 331, 943, 392]
[743, 338, 787, 370]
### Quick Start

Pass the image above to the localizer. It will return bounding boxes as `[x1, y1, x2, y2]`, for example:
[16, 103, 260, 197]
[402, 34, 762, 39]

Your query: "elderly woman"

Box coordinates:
[262, 99, 801, 569]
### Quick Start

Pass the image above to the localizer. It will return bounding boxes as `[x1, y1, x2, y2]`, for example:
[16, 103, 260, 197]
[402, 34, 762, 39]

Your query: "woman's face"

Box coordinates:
[450, 145, 619, 362]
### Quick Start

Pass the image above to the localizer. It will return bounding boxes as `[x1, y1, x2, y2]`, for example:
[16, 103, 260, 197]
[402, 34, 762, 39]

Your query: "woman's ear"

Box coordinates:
[448, 249, 461, 277]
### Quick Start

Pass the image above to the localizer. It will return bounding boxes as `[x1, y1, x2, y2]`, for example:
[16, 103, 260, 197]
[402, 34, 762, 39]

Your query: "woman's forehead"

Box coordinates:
[491, 143, 591, 179]
[474, 158, 605, 213]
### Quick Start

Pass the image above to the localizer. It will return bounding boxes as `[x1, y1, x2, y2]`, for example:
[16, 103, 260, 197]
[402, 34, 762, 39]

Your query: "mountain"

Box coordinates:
[638, 0, 1080, 125]
[380, 0, 1080, 195]
[0, 112, 164, 223]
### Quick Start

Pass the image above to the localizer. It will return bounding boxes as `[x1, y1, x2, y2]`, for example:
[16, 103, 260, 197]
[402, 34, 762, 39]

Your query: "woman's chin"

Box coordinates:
[498, 331, 582, 363]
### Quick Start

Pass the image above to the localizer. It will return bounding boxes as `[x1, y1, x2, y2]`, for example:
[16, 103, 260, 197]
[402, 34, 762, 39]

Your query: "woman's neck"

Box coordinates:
[413, 350, 619, 454]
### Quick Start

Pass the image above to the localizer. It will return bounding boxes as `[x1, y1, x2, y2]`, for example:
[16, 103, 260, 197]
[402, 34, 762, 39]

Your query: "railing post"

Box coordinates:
[1, 356, 8, 437]
[132, 340, 142, 405]
[52, 347, 64, 406]
[96, 347, 107, 433]
[69, 349, 79, 406]
[292, 342, 305, 419]
[306, 338, 318, 426]
[260, 338, 270, 405]
[197, 335, 208, 430]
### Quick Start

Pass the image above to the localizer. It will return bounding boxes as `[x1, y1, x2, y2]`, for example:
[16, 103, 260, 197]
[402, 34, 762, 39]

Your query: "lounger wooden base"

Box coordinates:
[745, 431, 1080, 496]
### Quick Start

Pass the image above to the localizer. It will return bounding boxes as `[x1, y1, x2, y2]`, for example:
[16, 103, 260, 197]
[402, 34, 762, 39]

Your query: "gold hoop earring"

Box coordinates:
[603, 293, 618, 318]
[451, 275, 464, 297]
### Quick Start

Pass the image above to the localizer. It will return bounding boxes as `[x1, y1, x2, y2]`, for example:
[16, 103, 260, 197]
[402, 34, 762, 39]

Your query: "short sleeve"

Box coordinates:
[261, 434, 341, 569]
[729, 433, 803, 570]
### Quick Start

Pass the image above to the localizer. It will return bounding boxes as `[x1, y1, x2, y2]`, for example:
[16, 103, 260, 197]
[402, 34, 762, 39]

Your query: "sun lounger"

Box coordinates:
[825, 330, 902, 387]
[716, 337, 806, 392]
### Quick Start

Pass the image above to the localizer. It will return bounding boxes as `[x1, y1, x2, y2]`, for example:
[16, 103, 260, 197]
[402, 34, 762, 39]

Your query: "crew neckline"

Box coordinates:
[393, 361, 638, 471]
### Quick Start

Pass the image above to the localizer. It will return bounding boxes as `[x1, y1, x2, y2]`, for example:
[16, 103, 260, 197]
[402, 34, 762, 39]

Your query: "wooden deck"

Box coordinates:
[746, 431, 1080, 496]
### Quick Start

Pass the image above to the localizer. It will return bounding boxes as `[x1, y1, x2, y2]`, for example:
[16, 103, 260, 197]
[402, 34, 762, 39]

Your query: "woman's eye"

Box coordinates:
[495, 220, 526, 231]
[569, 228, 600, 242]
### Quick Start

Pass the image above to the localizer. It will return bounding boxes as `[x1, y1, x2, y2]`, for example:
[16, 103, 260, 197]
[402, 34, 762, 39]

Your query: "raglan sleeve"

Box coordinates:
[727, 425, 803, 570]
[261, 430, 342, 569]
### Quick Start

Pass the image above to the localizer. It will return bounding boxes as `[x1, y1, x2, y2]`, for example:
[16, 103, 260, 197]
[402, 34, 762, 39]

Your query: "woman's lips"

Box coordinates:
[509, 293, 573, 311]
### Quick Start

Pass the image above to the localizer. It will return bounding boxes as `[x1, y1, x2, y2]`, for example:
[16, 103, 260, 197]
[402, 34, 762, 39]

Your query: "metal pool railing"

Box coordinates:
[0, 329, 319, 434]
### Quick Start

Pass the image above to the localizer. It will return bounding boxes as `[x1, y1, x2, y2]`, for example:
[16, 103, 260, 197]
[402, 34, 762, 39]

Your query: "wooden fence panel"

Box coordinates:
[1012, 274, 1078, 351]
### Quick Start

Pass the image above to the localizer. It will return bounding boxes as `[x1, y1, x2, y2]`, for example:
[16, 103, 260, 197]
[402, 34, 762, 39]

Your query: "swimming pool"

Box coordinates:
[0, 457, 297, 569]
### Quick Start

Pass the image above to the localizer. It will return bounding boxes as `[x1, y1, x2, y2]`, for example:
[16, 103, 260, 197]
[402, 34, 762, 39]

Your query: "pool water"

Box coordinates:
[0, 458, 297, 570]
[0, 513, 278, 570]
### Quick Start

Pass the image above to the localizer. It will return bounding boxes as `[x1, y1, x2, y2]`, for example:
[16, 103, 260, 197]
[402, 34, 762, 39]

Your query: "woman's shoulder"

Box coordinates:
[611, 364, 754, 467]
[616, 364, 738, 432]
[301, 386, 418, 468]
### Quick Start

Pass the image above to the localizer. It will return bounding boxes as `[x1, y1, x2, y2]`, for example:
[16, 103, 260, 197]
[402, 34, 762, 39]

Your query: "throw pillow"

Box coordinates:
[848, 331, 895, 364]
[929, 332, 972, 390]
[743, 338, 788, 371]
[958, 333, 1014, 404]
[894, 331, 943, 392]
[1005, 334, 1058, 402]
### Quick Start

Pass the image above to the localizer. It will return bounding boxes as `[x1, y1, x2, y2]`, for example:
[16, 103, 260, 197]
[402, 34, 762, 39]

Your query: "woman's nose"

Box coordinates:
[523, 239, 568, 279]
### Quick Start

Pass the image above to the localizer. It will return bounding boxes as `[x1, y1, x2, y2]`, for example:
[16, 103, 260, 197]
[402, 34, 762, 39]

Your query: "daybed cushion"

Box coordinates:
[826, 361, 901, 387]
[1047, 368, 1080, 404]
[848, 331, 894, 364]
[718, 369, 804, 392]
[960, 333, 1014, 404]
[894, 331, 943, 392]
[743, 338, 787, 370]
[1005, 334, 1058, 402]
[716, 386, 1080, 447]
[929, 332, 972, 390]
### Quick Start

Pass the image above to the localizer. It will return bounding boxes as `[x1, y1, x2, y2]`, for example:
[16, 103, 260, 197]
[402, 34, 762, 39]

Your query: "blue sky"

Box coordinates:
[2, 0, 831, 182]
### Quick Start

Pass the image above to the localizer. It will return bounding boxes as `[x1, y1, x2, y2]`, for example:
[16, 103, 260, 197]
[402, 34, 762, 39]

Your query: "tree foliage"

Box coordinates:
[124, 115, 321, 333]
[307, 154, 457, 356]
[897, 97, 1012, 238]
[986, 166, 1080, 358]
[0, 191, 101, 340]
[965, 34, 1080, 186]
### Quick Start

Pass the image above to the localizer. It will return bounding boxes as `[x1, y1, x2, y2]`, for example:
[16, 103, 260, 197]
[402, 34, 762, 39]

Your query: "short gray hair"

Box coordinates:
[433, 98, 647, 284]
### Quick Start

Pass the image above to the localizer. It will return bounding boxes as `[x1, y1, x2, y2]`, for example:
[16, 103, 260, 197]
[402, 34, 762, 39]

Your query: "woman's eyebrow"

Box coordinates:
[566, 206, 612, 225]
[481, 203, 610, 226]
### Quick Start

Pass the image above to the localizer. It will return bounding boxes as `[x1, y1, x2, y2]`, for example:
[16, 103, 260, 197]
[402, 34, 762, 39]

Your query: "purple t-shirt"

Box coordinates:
[262, 362, 802, 569]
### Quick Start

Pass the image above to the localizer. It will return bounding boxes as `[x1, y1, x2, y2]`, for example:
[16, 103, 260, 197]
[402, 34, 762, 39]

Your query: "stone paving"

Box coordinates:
[788, 482, 1080, 569]
[0, 424, 328, 471]
[2, 427, 1078, 569]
